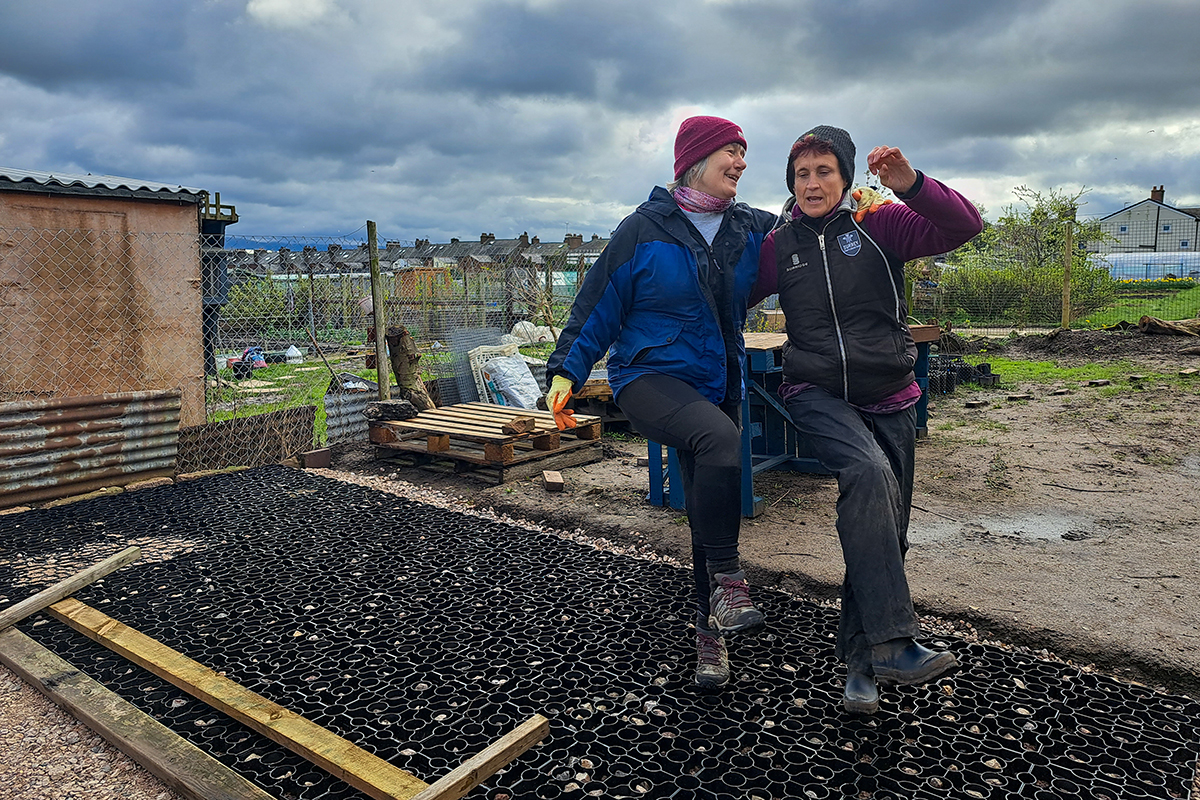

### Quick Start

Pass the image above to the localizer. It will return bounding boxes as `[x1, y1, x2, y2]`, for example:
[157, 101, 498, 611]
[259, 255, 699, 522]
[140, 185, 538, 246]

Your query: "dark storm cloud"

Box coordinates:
[0, 0, 195, 88]
[2, 0, 1199, 237]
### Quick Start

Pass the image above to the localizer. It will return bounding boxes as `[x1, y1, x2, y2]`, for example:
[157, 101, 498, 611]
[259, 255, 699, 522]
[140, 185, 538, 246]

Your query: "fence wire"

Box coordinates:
[3, 217, 1198, 493]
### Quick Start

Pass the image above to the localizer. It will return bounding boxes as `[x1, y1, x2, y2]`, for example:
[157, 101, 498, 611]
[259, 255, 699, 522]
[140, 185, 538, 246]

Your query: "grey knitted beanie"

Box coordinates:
[786, 125, 856, 194]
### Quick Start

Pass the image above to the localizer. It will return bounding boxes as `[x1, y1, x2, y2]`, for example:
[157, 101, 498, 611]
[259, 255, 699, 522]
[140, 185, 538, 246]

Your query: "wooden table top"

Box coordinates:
[745, 324, 940, 352]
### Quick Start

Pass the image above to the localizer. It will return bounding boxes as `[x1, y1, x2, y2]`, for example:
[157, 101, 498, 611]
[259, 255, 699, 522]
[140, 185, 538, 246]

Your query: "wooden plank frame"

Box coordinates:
[0, 545, 141, 631]
[46, 597, 548, 800]
[0, 627, 277, 800]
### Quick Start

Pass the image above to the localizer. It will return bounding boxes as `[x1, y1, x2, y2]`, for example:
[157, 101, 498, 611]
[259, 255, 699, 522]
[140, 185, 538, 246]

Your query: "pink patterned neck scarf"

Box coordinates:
[673, 186, 733, 214]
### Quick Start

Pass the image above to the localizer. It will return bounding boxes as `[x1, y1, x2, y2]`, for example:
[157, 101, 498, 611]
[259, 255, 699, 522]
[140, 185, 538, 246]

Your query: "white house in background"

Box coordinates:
[1098, 186, 1200, 252]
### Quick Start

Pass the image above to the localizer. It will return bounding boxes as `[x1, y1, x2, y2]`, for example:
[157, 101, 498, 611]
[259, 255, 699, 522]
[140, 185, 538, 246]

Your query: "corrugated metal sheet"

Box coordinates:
[0, 166, 205, 197]
[325, 389, 371, 444]
[0, 390, 181, 508]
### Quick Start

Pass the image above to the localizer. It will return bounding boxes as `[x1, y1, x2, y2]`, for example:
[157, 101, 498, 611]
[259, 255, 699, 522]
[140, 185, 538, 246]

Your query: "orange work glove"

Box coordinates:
[546, 375, 577, 430]
[852, 186, 893, 223]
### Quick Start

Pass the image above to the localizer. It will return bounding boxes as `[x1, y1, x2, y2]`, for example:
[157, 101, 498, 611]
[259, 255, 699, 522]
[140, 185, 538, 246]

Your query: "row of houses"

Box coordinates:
[223, 230, 611, 290]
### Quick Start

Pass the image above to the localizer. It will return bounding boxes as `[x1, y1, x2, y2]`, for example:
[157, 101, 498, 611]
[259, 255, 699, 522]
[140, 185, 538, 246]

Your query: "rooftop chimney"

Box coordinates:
[480, 232, 496, 243]
[564, 233, 584, 249]
[518, 232, 530, 247]
[1151, 185, 1165, 203]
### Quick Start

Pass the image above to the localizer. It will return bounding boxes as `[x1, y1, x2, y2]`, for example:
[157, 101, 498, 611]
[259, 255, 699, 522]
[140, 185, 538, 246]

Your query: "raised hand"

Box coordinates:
[866, 146, 917, 195]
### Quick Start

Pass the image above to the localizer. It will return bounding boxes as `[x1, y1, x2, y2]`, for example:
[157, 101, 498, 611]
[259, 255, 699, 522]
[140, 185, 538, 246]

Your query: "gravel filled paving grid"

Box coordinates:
[2, 465, 1198, 800]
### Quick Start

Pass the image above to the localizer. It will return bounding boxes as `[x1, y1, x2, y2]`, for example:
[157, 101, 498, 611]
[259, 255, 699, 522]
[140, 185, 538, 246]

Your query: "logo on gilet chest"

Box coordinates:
[787, 253, 808, 271]
[837, 231, 862, 257]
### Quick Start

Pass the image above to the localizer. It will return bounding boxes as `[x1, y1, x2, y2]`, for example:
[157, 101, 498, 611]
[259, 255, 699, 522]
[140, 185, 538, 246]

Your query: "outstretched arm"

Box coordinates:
[861, 146, 983, 261]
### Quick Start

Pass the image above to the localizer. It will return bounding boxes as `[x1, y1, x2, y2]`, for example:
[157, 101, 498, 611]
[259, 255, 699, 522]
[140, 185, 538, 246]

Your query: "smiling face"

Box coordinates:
[792, 151, 848, 218]
[692, 143, 746, 199]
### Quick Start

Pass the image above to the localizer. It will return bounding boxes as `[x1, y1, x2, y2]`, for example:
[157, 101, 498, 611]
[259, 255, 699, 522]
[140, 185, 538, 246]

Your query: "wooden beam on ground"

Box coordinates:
[409, 714, 549, 800]
[0, 546, 141, 631]
[0, 627, 277, 800]
[47, 597, 430, 800]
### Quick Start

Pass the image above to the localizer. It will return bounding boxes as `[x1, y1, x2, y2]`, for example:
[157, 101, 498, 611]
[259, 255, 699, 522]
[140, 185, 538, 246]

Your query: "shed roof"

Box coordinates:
[0, 166, 206, 202]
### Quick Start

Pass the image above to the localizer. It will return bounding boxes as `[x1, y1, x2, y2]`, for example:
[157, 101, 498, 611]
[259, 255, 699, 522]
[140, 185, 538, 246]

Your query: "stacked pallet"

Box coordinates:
[369, 402, 603, 483]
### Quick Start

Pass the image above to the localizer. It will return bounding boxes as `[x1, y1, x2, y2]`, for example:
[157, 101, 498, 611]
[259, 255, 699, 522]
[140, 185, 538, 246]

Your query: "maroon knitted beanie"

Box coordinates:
[673, 116, 747, 181]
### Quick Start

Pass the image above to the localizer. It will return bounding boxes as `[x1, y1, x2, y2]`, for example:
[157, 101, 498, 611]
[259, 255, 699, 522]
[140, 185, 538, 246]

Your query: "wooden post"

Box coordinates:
[368, 221, 390, 400]
[1061, 209, 1075, 330]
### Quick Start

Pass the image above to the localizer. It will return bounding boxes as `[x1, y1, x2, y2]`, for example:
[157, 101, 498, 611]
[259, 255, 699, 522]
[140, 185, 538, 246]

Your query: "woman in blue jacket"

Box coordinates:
[546, 116, 779, 689]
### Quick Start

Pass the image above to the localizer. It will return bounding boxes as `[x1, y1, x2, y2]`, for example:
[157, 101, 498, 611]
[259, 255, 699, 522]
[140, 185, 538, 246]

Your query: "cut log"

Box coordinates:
[501, 416, 537, 435]
[364, 399, 420, 421]
[385, 326, 437, 410]
[1137, 315, 1200, 336]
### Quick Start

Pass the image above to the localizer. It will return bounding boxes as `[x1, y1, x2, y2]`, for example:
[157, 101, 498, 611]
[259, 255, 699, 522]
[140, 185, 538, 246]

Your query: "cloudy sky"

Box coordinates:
[2, 0, 1198, 244]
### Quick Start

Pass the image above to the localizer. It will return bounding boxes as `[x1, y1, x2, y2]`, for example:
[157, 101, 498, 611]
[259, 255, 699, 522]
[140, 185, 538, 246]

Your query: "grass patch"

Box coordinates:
[965, 356, 1163, 386]
[1080, 284, 1200, 329]
[208, 360, 349, 444]
[956, 355, 1200, 397]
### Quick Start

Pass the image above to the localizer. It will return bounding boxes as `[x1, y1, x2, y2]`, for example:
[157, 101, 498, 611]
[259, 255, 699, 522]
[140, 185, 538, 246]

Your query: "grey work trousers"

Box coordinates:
[784, 386, 920, 670]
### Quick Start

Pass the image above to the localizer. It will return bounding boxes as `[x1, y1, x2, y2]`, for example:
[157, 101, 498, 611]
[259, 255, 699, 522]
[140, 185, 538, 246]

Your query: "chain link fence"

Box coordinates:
[4, 215, 1198, 502]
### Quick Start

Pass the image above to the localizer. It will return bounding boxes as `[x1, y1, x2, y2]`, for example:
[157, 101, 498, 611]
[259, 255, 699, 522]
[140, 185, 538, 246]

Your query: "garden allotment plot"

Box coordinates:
[2, 466, 1197, 800]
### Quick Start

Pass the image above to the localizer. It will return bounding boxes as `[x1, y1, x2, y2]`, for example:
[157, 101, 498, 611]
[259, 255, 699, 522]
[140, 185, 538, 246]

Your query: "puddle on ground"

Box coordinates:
[1180, 454, 1200, 478]
[911, 510, 1095, 544]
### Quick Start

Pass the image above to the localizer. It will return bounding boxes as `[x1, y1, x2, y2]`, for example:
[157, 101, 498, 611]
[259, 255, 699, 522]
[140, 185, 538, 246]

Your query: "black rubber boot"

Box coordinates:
[843, 667, 879, 715]
[871, 638, 958, 686]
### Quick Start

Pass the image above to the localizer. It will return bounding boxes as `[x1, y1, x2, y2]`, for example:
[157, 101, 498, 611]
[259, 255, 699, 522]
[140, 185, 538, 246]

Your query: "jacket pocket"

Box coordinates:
[612, 316, 685, 369]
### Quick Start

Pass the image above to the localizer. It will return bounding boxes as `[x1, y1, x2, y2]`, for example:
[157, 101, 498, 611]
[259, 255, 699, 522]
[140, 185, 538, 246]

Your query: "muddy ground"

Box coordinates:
[332, 329, 1200, 698]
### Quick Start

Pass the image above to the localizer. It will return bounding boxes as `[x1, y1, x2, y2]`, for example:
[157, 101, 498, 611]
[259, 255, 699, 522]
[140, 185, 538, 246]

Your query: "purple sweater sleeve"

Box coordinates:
[749, 175, 980, 308]
[749, 231, 779, 308]
[862, 174, 983, 261]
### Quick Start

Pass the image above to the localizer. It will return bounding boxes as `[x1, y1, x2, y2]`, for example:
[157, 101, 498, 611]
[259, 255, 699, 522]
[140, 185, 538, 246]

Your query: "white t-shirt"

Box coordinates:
[681, 209, 723, 245]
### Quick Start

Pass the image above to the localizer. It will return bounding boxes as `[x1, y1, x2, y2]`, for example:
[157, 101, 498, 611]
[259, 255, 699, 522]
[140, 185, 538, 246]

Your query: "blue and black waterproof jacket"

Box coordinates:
[547, 186, 779, 405]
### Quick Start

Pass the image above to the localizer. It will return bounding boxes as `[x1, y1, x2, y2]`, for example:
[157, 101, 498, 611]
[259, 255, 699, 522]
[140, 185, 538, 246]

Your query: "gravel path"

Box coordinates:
[0, 664, 182, 800]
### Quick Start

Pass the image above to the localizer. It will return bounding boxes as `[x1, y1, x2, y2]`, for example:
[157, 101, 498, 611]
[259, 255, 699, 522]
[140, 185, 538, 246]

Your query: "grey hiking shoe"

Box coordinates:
[708, 570, 765, 635]
[695, 626, 730, 689]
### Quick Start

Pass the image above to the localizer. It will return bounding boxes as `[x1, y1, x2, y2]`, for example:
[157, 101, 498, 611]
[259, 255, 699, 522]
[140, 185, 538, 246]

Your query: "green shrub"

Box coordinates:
[938, 261, 1116, 326]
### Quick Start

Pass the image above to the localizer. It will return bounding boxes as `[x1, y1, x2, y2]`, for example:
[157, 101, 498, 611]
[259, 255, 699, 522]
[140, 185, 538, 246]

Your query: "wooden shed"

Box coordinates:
[0, 167, 227, 427]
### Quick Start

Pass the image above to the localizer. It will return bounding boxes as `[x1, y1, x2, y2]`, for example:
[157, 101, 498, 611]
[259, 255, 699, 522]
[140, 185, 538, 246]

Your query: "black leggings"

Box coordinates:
[617, 374, 744, 621]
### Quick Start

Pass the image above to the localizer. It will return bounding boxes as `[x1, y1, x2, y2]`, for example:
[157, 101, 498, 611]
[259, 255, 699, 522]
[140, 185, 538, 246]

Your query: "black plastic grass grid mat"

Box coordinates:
[2, 465, 1198, 800]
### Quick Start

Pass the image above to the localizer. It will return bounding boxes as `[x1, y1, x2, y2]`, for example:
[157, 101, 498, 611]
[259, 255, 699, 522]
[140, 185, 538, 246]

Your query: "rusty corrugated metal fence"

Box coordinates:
[0, 390, 180, 508]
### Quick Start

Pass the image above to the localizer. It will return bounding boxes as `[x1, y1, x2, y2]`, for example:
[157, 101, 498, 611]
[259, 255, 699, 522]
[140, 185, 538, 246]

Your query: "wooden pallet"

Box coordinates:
[369, 403, 603, 483]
